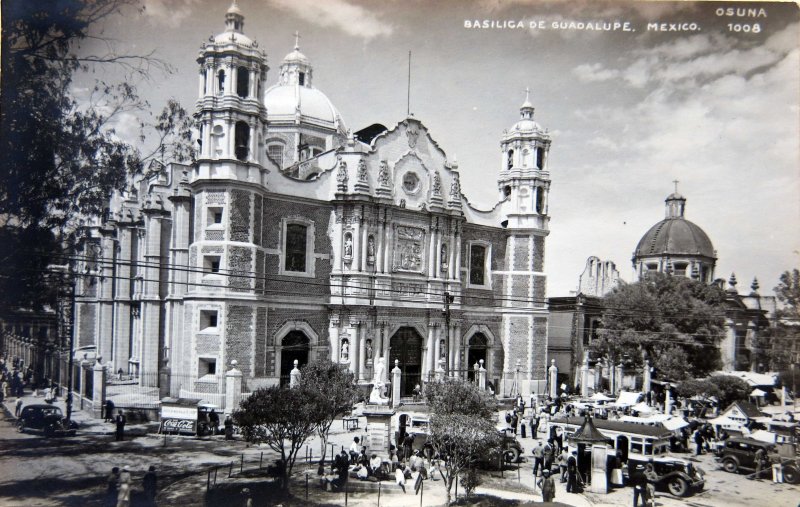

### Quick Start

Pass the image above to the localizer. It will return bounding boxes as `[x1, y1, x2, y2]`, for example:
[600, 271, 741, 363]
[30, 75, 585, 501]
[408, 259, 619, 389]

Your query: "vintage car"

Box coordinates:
[626, 455, 705, 497]
[17, 404, 78, 437]
[715, 437, 799, 484]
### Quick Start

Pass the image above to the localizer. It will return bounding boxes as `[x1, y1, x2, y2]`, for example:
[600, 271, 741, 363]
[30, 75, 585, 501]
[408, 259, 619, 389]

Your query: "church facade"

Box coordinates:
[71, 3, 552, 403]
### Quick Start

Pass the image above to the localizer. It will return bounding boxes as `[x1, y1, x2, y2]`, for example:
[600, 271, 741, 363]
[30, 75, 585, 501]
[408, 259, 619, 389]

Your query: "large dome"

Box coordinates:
[634, 217, 715, 258]
[264, 84, 344, 130]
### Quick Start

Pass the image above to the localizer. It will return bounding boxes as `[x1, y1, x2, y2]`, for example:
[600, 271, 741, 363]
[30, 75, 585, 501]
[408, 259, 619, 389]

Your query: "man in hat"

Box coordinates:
[532, 440, 544, 477]
[537, 469, 556, 503]
[143, 465, 157, 506]
[566, 451, 578, 493]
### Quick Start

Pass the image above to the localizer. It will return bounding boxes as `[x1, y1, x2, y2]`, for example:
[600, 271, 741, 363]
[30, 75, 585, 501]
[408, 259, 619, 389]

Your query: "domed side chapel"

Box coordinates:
[71, 2, 553, 405]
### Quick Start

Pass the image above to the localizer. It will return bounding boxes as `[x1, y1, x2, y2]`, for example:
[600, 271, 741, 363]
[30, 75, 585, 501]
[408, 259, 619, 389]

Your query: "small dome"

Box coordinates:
[511, 118, 542, 132]
[264, 84, 345, 129]
[227, 1, 242, 15]
[213, 31, 253, 46]
[634, 218, 715, 259]
[283, 48, 309, 65]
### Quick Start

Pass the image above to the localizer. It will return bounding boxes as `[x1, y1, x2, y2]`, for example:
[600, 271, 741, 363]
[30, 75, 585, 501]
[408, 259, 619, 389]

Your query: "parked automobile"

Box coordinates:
[715, 437, 800, 484]
[626, 455, 705, 497]
[477, 429, 525, 469]
[17, 404, 77, 437]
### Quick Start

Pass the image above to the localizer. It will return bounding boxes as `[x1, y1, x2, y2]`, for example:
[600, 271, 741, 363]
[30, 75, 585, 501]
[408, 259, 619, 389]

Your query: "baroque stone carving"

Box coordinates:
[449, 173, 461, 200]
[378, 160, 391, 187]
[392, 226, 425, 273]
[336, 156, 348, 192]
[406, 123, 419, 148]
[432, 171, 442, 196]
[357, 159, 368, 183]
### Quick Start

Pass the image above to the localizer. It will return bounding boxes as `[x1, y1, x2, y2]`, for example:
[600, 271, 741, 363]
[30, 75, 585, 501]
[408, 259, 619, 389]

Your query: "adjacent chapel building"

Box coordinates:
[71, 3, 553, 404]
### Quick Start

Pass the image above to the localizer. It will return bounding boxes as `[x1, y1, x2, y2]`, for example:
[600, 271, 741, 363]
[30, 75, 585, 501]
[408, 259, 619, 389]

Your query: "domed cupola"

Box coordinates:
[633, 186, 717, 283]
[263, 34, 346, 171]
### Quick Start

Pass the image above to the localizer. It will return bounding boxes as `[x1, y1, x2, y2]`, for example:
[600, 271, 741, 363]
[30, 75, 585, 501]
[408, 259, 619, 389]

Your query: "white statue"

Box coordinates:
[369, 357, 388, 405]
[341, 339, 349, 362]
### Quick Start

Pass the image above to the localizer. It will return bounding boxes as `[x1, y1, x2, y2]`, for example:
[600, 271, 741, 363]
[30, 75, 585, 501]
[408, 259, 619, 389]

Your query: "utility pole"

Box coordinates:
[51, 264, 76, 424]
[442, 291, 454, 377]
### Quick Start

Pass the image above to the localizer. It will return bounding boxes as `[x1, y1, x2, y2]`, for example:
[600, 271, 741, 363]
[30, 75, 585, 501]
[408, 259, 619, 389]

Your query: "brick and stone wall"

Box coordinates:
[225, 305, 255, 386]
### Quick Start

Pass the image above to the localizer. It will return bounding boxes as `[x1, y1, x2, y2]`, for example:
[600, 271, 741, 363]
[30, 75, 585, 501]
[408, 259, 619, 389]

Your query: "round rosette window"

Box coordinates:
[402, 171, 420, 194]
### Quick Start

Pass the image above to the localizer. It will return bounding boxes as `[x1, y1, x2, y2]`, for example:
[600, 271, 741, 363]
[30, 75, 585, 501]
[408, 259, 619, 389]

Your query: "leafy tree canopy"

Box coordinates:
[233, 386, 319, 493]
[1, 0, 193, 311]
[298, 360, 359, 462]
[592, 273, 727, 380]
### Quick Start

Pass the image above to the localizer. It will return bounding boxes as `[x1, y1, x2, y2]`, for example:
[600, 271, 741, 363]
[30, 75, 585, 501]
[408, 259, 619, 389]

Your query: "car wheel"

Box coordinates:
[504, 447, 520, 463]
[16, 420, 25, 433]
[722, 458, 738, 473]
[667, 477, 689, 497]
[783, 466, 800, 485]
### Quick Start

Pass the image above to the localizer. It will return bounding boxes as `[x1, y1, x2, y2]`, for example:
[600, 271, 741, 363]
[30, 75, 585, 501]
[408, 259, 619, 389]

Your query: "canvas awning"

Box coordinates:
[663, 417, 690, 431]
[632, 402, 654, 414]
[749, 430, 777, 444]
[750, 388, 767, 397]
[616, 391, 642, 407]
[590, 392, 614, 402]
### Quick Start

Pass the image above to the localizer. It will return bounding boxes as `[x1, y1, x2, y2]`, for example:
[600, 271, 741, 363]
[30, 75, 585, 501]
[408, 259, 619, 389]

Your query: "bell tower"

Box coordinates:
[195, 0, 268, 168]
[497, 88, 552, 231]
[496, 89, 552, 387]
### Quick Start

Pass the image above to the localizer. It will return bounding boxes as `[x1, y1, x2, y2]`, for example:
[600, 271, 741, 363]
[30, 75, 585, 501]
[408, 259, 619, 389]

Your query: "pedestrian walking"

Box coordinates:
[208, 409, 220, 435]
[693, 428, 704, 456]
[558, 448, 569, 483]
[117, 467, 131, 507]
[115, 410, 126, 441]
[537, 469, 556, 503]
[544, 439, 555, 473]
[224, 415, 234, 440]
[531, 412, 540, 437]
[14, 398, 23, 417]
[566, 451, 578, 493]
[510, 410, 519, 435]
[749, 447, 768, 480]
[532, 440, 544, 477]
[106, 467, 120, 507]
[143, 465, 157, 506]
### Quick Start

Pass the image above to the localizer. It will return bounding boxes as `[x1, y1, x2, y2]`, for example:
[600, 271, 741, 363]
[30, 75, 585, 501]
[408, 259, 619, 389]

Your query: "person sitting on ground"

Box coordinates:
[349, 436, 361, 464]
[395, 466, 406, 493]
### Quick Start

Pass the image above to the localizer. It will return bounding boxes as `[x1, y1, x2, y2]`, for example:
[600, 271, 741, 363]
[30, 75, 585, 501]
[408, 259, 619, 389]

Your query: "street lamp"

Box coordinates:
[442, 291, 455, 377]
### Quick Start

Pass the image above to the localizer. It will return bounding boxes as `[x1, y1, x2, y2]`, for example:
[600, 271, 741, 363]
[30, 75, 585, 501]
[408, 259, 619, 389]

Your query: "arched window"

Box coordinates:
[299, 72, 305, 86]
[507, 149, 514, 170]
[235, 121, 249, 161]
[536, 147, 545, 169]
[217, 69, 225, 95]
[536, 187, 544, 214]
[236, 67, 249, 98]
[267, 144, 284, 167]
[285, 223, 307, 272]
[470, 244, 487, 286]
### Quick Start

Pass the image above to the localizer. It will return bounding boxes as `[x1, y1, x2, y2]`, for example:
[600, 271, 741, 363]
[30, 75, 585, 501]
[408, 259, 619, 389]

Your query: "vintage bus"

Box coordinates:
[548, 416, 672, 462]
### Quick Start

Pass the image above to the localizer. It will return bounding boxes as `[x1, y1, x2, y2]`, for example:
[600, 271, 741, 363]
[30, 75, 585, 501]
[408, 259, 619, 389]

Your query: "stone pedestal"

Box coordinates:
[159, 365, 171, 400]
[362, 407, 395, 455]
[225, 361, 243, 415]
[91, 361, 107, 419]
[548, 359, 558, 398]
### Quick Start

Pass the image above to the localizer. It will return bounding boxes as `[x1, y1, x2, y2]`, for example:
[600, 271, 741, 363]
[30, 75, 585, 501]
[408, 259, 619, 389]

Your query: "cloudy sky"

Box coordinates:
[76, 0, 799, 297]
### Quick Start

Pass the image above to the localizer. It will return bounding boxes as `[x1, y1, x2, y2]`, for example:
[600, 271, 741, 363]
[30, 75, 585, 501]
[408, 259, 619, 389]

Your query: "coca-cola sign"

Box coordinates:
[162, 418, 196, 433]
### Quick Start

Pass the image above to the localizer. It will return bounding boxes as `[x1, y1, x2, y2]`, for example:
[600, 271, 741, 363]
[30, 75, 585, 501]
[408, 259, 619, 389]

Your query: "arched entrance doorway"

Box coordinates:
[467, 333, 488, 381]
[389, 327, 423, 396]
[280, 331, 309, 386]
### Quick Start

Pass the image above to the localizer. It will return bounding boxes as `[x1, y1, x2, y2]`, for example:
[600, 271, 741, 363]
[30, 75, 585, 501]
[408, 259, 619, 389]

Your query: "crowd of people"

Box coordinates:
[322, 434, 441, 494]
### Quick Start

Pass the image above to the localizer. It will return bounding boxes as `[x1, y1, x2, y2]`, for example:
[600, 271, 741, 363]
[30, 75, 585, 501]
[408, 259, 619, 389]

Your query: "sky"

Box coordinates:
[74, 0, 799, 298]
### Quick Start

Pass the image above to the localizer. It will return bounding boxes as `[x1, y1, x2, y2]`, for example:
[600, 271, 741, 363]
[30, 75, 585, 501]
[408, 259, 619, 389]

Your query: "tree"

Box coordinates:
[233, 386, 318, 494]
[298, 360, 359, 466]
[774, 269, 800, 320]
[707, 375, 750, 409]
[592, 273, 727, 380]
[425, 380, 499, 505]
[1, 1, 193, 311]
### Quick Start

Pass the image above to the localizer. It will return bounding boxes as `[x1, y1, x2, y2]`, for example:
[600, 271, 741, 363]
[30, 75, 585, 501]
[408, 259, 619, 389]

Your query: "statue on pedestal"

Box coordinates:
[369, 357, 389, 405]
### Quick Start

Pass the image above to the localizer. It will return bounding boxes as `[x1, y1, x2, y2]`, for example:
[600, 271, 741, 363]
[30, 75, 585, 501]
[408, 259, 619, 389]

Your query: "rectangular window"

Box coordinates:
[199, 357, 217, 377]
[285, 223, 308, 272]
[268, 145, 284, 167]
[208, 207, 223, 226]
[204, 255, 221, 273]
[470, 244, 486, 286]
[200, 310, 218, 331]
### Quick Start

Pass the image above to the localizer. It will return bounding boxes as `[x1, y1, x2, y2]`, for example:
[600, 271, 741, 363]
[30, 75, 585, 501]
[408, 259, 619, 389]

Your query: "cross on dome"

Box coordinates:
[520, 86, 535, 119]
[294, 31, 301, 50]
